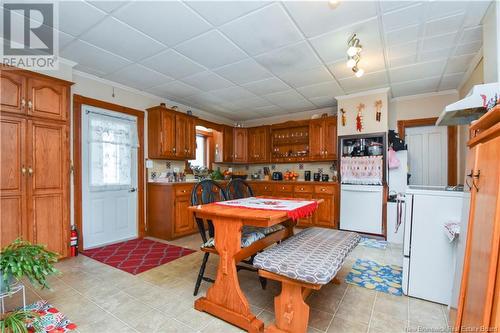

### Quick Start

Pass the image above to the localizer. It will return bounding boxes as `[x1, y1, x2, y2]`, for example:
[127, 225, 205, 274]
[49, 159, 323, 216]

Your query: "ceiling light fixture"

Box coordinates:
[328, 0, 341, 9]
[346, 34, 365, 78]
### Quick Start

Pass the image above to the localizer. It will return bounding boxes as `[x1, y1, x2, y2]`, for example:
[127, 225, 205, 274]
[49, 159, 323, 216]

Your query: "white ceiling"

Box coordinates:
[6, 1, 491, 120]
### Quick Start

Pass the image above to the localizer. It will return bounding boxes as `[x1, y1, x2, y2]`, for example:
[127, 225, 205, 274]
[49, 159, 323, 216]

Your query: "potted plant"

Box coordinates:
[0, 239, 59, 293]
[0, 309, 41, 333]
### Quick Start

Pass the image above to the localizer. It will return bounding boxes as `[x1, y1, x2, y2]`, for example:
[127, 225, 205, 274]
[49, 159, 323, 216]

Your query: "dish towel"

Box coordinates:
[214, 197, 318, 221]
[444, 222, 460, 242]
[341, 156, 383, 185]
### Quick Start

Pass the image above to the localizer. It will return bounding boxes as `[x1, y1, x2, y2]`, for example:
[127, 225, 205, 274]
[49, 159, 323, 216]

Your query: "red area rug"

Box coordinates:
[82, 239, 196, 275]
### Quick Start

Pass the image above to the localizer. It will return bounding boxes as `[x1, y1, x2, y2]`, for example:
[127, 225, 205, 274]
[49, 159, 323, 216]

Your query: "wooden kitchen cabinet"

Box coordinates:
[252, 183, 273, 196]
[309, 116, 337, 161]
[233, 128, 248, 163]
[248, 126, 270, 163]
[223, 126, 234, 163]
[0, 69, 71, 257]
[454, 106, 500, 332]
[147, 105, 196, 160]
[174, 194, 193, 236]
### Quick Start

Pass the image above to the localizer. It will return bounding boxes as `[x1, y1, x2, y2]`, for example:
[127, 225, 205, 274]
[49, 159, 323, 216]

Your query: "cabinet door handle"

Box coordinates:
[21, 166, 26, 175]
[28, 100, 33, 110]
[28, 167, 33, 176]
[173, 147, 176, 153]
[21, 98, 26, 110]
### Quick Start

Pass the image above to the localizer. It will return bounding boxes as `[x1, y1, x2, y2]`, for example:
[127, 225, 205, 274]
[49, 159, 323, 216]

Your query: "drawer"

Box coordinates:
[294, 185, 314, 193]
[314, 185, 334, 194]
[175, 185, 192, 196]
[275, 184, 293, 192]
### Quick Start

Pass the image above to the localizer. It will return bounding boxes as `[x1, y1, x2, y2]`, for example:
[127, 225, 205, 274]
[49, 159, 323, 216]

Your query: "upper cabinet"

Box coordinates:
[233, 128, 248, 163]
[248, 126, 270, 163]
[309, 116, 337, 161]
[222, 126, 234, 163]
[1, 70, 70, 121]
[147, 105, 196, 160]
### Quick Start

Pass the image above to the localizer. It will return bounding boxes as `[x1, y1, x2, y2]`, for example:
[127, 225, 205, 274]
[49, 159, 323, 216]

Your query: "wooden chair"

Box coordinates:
[191, 179, 266, 296]
[226, 178, 254, 200]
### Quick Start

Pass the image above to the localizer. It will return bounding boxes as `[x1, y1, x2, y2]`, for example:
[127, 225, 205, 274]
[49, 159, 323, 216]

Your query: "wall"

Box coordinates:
[336, 88, 389, 136]
[242, 107, 336, 127]
[482, 1, 499, 83]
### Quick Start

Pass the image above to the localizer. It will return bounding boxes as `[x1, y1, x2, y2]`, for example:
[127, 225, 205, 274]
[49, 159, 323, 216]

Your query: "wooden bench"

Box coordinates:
[254, 227, 360, 333]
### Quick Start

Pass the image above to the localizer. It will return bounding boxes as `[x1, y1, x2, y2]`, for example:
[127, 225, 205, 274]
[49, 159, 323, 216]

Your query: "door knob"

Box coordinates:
[21, 167, 26, 175]
[129, 188, 137, 192]
[28, 167, 33, 175]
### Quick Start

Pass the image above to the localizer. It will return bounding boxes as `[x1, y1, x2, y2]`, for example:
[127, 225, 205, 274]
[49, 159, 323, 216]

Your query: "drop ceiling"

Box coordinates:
[6, 1, 491, 121]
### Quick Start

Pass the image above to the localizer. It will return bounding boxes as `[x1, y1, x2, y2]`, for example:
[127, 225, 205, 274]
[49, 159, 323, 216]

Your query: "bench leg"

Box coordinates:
[266, 281, 310, 333]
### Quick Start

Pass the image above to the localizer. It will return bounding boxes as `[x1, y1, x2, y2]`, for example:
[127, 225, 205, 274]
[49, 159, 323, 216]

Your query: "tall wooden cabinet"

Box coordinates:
[248, 126, 270, 163]
[222, 126, 234, 163]
[454, 106, 500, 331]
[309, 116, 337, 161]
[0, 69, 71, 257]
[233, 128, 248, 163]
[147, 105, 196, 160]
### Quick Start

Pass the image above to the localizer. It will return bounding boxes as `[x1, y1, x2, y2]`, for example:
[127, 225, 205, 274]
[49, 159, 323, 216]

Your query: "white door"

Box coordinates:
[405, 125, 447, 186]
[82, 105, 138, 249]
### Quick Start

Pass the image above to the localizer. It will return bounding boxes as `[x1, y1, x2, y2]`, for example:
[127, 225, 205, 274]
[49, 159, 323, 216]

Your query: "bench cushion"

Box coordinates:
[253, 227, 360, 285]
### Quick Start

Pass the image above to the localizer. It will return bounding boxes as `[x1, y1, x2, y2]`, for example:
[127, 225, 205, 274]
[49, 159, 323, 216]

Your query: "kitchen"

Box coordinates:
[1, 1, 499, 332]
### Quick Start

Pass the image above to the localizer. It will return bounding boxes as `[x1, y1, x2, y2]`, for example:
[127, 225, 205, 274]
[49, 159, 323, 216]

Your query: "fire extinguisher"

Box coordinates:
[70, 226, 79, 257]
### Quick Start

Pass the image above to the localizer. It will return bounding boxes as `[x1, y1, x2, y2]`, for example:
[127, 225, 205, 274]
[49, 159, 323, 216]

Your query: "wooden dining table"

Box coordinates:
[188, 198, 323, 333]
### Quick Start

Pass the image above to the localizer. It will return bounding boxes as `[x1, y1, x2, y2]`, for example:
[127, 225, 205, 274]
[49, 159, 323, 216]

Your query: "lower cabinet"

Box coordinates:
[146, 181, 339, 241]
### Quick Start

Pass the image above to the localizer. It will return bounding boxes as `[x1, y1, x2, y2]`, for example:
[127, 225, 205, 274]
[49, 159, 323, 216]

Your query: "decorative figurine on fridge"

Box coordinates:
[356, 103, 364, 132]
[375, 100, 382, 122]
[340, 108, 346, 126]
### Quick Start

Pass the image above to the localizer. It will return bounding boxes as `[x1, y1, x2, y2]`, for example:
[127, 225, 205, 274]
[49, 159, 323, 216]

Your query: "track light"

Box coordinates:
[346, 58, 356, 68]
[353, 67, 365, 78]
[347, 34, 364, 77]
[328, 0, 341, 9]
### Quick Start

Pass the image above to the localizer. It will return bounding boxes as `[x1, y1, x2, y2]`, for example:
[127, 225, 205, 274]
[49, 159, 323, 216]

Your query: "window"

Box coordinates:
[89, 113, 138, 190]
[190, 134, 207, 168]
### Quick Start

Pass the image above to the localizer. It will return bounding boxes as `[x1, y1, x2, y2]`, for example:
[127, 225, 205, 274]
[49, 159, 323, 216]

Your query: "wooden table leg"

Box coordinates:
[194, 216, 264, 333]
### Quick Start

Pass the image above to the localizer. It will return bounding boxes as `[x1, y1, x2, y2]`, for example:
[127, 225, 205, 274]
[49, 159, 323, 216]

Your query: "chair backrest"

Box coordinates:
[190, 180, 227, 242]
[226, 178, 254, 200]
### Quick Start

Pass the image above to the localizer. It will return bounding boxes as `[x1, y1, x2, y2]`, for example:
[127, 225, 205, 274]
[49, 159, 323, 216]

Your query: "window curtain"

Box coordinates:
[88, 112, 138, 190]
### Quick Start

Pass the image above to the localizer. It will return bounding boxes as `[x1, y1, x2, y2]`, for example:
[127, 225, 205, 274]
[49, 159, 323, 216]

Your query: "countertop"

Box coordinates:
[148, 179, 339, 186]
[406, 185, 465, 197]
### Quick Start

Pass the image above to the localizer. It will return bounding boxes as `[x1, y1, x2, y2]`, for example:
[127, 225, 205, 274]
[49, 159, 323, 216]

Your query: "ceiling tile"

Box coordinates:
[87, 1, 126, 13]
[283, 1, 377, 38]
[296, 81, 343, 99]
[338, 70, 388, 94]
[214, 58, 272, 84]
[59, 1, 106, 36]
[382, 3, 425, 31]
[310, 18, 381, 63]
[380, 1, 420, 13]
[388, 41, 418, 60]
[185, 1, 270, 26]
[389, 55, 417, 68]
[113, 1, 211, 47]
[180, 71, 234, 91]
[256, 41, 323, 76]
[385, 25, 420, 46]
[445, 54, 475, 74]
[422, 32, 458, 52]
[419, 48, 452, 62]
[174, 30, 247, 69]
[140, 49, 205, 79]
[308, 95, 336, 108]
[242, 77, 291, 95]
[231, 96, 273, 109]
[463, 1, 492, 27]
[460, 26, 482, 44]
[454, 41, 481, 56]
[73, 63, 107, 77]
[254, 105, 284, 116]
[105, 64, 173, 90]
[210, 86, 256, 102]
[59, 30, 76, 49]
[220, 3, 303, 56]
[389, 59, 446, 83]
[424, 14, 464, 37]
[391, 76, 440, 97]
[427, 1, 467, 21]
[80, 17, 165, 61]
[439, 72, 464, 90]
[61, 39, 132, 75]
[263, 90, 314, 109]
[148, 80, 203, 99]
[277, 66, 333, 88]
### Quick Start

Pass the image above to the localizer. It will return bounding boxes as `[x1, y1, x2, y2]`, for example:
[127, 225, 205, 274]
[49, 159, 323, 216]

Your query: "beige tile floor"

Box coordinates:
[3, 233, 449, 333]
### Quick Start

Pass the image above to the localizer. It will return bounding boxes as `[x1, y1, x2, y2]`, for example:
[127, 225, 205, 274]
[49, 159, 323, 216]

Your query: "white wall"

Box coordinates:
[388, 90, 459, 130]
[242, 107, 336, 127]
[482, 1, 499, 83]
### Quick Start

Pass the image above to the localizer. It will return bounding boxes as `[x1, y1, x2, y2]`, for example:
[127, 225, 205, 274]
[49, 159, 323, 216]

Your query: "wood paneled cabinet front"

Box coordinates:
[222, 126, 234, 163]
[147, 183, 197, 240]
[309, 116, 337, 161]
[1, 70, 68, 121]
[233, 128, 248, 163]
[147, 105, 196, 160]
[248, 126, 270, 163]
